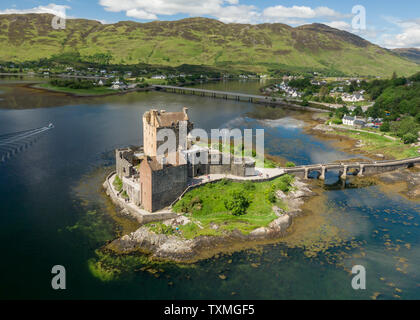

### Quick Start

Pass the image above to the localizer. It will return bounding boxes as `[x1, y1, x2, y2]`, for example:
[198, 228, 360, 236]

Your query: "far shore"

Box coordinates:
[30, 83, 152, 97]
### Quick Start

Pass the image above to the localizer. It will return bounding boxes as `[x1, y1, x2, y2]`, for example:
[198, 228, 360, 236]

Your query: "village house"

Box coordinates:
[342, 92, 365, 102]
[111, 79, 127, 90]
[151, 75, 167, 80]
[342, 115, 366, 128]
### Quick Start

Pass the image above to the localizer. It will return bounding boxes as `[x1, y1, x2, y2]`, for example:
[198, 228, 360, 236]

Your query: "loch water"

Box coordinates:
[0, 78, 419, 299]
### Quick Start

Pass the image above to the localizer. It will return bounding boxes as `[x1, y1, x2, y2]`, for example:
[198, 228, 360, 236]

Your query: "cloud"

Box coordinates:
[98, 1, 346, 25]
[325, 20, 352, 31]
[262, 5, 344, 22]
[0, 3, 69, 17]
[215, 5, 259, 24]
[381, 18, 420, 48]
[126, 9, 157, 20]
[99, 0, 254, 20]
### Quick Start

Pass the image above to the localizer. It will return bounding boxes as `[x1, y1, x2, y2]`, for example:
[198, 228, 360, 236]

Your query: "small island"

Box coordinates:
[103, 107, 316, 262]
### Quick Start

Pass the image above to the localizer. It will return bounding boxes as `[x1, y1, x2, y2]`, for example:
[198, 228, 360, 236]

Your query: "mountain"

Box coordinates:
[392, 48, 420, 64]
[0, 14, 418, 77]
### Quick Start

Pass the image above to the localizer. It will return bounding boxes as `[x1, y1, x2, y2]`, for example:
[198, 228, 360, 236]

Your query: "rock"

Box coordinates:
[268, 215, 291, 232]
[312, 124, 333, 132]
[163, 215, 191, 227]
[376, 154, 385, 158]
[273, 206, 285, 217]
[249, 227, 269, 237]
[276, 190, 287, 200]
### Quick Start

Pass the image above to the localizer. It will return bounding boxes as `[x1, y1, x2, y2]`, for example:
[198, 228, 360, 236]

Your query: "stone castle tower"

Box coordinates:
[142, 107, 193, 158]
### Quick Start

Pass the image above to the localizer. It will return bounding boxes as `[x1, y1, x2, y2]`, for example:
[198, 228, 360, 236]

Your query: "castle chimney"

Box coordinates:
[183, 107, 188, 118]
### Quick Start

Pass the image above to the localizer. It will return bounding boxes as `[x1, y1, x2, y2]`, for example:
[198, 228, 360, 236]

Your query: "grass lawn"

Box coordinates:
[333, 129, 418, 159]
[143, 78, 168, 85]
[38, 83, 115, 96]
[166, 175, 294, 239]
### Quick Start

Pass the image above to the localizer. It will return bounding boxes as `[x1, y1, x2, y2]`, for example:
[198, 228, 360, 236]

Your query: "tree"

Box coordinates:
[224, 192, 250, 216]
[319, 86, 329, 100]
[395, 117, 419, 138]
[352, 106, 364, 117]
[402, 133, 417, 144]
[380, 122, 390, 132]
[392, 71, 397, 80]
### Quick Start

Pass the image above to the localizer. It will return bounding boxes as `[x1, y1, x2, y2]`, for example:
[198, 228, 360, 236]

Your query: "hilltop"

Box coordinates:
[392, 48, 420, 64]
[0, 14, 418, 77]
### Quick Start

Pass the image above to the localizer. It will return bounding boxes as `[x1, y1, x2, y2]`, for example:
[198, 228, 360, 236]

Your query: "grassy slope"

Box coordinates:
[331, 128, 418, 159]
[0, 14, 418, 77]
[171, 176, 293, 239]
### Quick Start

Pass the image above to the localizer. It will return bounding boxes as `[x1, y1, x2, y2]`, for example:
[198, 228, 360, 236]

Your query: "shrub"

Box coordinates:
[395, 117, 419, 138]
[265, 188, 277, 204]
[149, 223, 174, 235]
[224, 192, 250, 216]
[402, 133, 418, 144]
[113, 175, 123, 192]
[380, 122, 390, 132]
[178, 195, 202, 213]
[219, 178, 230, 186]
[243, 181, 256, 191]
[285, 161, 296, 167]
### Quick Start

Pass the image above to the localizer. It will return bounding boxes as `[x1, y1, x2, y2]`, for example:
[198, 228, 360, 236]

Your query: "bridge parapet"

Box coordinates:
[282, 156, 420, 180]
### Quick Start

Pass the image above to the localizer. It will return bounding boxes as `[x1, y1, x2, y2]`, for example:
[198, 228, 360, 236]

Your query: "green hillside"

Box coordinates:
[0, 14, 418, 77]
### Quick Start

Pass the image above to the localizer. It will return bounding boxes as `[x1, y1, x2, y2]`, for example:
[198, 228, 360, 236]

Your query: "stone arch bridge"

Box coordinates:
[283, 156, 420, 180]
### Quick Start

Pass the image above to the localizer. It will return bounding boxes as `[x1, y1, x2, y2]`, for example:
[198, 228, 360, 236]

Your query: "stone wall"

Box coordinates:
[116, 149, 133, 178]
[363, 163, 415, 175]
[151, 164, 189, 212]
[122, 177, 141, 206]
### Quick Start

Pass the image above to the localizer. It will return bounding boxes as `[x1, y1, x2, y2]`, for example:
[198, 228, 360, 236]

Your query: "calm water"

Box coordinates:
[0, 79, 419, 299]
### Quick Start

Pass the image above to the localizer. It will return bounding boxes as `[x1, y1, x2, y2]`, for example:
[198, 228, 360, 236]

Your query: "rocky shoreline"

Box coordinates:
[106, 178, 317, 263]
[378, 167, 420, 200]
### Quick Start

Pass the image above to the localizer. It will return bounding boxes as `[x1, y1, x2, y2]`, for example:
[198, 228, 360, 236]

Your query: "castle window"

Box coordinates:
[196, 152, 201, 158]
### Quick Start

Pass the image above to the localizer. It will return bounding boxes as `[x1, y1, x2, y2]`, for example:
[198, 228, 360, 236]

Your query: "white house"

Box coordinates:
[342, 115, 355, 126]
[111, 79, 127, 90]
[342, 115, 366, 127]
[342, 92, 365, 102]
[151, 75, 166, 80]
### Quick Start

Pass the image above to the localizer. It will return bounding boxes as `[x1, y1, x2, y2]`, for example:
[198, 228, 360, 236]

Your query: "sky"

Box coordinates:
[1, 1, 420, 48]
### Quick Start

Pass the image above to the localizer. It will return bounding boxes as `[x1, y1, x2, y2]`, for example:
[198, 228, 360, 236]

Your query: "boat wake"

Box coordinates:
[0, 124, 54, 163]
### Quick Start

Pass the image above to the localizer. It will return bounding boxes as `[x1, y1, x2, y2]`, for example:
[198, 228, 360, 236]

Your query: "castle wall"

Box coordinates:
[188, 163, 209, 177]
[209, 163, 232, 175]
[139, 161, 153, 212]
[116, 149, 133, 178]
[231, 162, 247, 177]
[143, 114, 157, 157]
[122, 177, 141, 206]
[151, 164, 189, 212]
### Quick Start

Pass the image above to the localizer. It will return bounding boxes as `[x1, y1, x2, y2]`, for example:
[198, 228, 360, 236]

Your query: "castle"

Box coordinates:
[115, 108, 256, 212]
